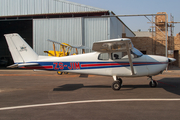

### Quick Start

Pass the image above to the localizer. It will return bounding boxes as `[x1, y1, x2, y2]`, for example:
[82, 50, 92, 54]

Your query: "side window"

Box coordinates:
[112, 52, 125, 60]
[98, 53, 109, 60]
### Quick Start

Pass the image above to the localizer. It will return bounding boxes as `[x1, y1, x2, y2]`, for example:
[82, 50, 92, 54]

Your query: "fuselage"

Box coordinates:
[20, 52, 168, 77]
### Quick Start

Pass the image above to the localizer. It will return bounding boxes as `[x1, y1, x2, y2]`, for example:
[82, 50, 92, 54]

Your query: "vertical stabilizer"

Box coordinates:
[4, 33, 38, 63]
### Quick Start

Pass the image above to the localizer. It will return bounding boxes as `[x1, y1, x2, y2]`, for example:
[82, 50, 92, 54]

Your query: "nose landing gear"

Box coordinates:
[148, 76, 157, 88]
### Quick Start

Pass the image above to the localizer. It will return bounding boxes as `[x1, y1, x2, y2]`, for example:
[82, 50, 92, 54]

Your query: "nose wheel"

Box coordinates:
[149, 80, 157, 87]
[148, 76, 157, 88]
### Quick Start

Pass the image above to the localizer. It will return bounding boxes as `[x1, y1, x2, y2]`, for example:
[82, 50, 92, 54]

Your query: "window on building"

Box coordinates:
[141, 51, 146, 54]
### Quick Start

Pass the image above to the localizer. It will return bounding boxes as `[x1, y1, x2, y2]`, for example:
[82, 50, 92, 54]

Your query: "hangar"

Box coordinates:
[0, 0, 135, 67]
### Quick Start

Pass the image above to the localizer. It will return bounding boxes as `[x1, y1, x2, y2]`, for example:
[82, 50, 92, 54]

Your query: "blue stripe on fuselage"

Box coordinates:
[21, 61, 167, 71]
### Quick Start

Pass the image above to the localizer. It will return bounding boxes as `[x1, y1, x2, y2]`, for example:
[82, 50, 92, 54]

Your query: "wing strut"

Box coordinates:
[53, 42, 56, 56]
[126, 42, 135, 75]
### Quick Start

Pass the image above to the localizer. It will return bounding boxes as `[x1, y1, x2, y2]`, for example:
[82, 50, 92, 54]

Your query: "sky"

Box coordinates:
[69, 0, 180, 36]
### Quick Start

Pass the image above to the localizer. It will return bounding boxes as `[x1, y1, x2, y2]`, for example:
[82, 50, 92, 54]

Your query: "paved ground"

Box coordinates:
[0, 68, 180, 120]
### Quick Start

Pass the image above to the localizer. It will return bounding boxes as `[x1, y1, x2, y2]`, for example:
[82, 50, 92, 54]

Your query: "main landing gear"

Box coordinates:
[148, 76, 157, 88]
[57, 71, 68, 75]
[112, 77, 122, 91]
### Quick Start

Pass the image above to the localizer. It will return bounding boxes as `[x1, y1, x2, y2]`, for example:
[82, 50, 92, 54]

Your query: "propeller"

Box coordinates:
[168, 58, 176, 63]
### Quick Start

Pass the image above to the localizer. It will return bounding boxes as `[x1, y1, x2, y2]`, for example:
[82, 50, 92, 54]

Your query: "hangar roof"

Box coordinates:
[0, 11, 110, 20]
[0, 0, 135, 37]
[0, 0, 107, 17]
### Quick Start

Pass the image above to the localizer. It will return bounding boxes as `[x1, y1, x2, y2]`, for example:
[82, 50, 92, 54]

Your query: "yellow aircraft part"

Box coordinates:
[47, 51, 69, 57]
[45, 42, 78, 57]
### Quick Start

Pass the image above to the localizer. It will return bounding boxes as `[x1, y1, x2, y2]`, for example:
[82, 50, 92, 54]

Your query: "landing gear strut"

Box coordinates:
[112, 77, 122, 91]
[148, 76, 157, 88]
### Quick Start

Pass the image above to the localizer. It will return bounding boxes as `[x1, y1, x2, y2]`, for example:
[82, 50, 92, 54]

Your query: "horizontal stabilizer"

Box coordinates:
[7, 64, 18, 68]
[18, 63, 39, 67]
[7, 63, 39, 68]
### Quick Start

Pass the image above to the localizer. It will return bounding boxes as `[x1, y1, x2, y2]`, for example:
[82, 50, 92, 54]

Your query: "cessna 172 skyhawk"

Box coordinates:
[4, 33, 176, 90]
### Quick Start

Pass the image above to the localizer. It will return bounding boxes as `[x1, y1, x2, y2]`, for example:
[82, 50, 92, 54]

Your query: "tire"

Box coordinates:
[112, 81, 121, 91]
[57, 71, 63, 75]
[149, 80, 157, 87]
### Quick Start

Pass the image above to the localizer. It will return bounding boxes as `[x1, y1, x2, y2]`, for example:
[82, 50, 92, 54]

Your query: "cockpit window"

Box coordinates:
[98, 53, 109, 60]
[99, 47, 143, 60]
[112, 48, 143, 60]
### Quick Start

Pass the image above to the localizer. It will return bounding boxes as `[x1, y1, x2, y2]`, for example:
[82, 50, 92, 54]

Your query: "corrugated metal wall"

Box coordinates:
[33, 17, 110, 55]
[0, 0, 106, 16]
[109, 12, 135, 38]
[110, 16, 123, 39]
[84, 17, 109, 52]
[33, 17, 83, 55]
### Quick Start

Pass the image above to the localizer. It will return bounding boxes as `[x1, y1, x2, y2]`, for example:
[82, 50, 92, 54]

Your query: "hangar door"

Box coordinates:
[33, 18, 83, 55]
[0, 20, 32, 67]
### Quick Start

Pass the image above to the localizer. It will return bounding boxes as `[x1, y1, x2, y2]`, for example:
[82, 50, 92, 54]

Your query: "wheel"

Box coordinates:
[112, 81, 121, 91]
[57, 71, 63, 75]
[149, 80, 157, 87]
[64, 72, 68, 74]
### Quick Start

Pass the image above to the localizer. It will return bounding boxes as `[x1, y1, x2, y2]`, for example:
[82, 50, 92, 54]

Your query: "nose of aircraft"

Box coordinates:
[168, 58, 176, 63]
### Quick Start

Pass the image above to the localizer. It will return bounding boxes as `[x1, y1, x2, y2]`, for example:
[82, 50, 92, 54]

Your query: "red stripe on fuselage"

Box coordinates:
[81, 62, 168, 68]
[81, 63, 129, 67]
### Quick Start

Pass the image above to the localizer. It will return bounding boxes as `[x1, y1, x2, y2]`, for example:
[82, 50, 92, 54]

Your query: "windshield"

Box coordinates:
[131, 47, 143, 57]
[98, 47, 143, 61]
[111, 48, 143, 60]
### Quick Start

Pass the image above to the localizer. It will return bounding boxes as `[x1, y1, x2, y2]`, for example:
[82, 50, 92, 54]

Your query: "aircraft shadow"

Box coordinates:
[157, 78, 180, 95]
[53, 84, 110, 91]
[53, 78, 180, 95]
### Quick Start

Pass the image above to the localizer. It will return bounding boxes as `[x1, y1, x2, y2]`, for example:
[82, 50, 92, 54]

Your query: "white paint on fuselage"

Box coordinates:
[32, 53, 168, 77]
[146, 55, 168, 76]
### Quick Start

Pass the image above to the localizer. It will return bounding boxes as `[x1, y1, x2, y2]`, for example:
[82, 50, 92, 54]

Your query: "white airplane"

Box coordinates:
[4, 33, 176, 90]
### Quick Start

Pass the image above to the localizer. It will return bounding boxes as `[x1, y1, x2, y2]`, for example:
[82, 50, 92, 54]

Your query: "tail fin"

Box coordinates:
[4, 33, 38, 63]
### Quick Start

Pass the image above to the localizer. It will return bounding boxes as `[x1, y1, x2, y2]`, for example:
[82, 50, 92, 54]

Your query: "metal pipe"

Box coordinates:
[165, 13, 168, 58]
[102, 14, 166, 17]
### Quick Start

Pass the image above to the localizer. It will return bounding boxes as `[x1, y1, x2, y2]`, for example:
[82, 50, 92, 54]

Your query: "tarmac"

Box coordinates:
[0, 67, 180, 120]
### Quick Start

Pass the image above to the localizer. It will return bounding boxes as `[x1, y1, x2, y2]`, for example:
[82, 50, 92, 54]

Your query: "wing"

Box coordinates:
[92, 38, 135, 75]
[47, 39, 69, 47]
[92, 38, 133, 52]
[71, 45, 91, 50]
